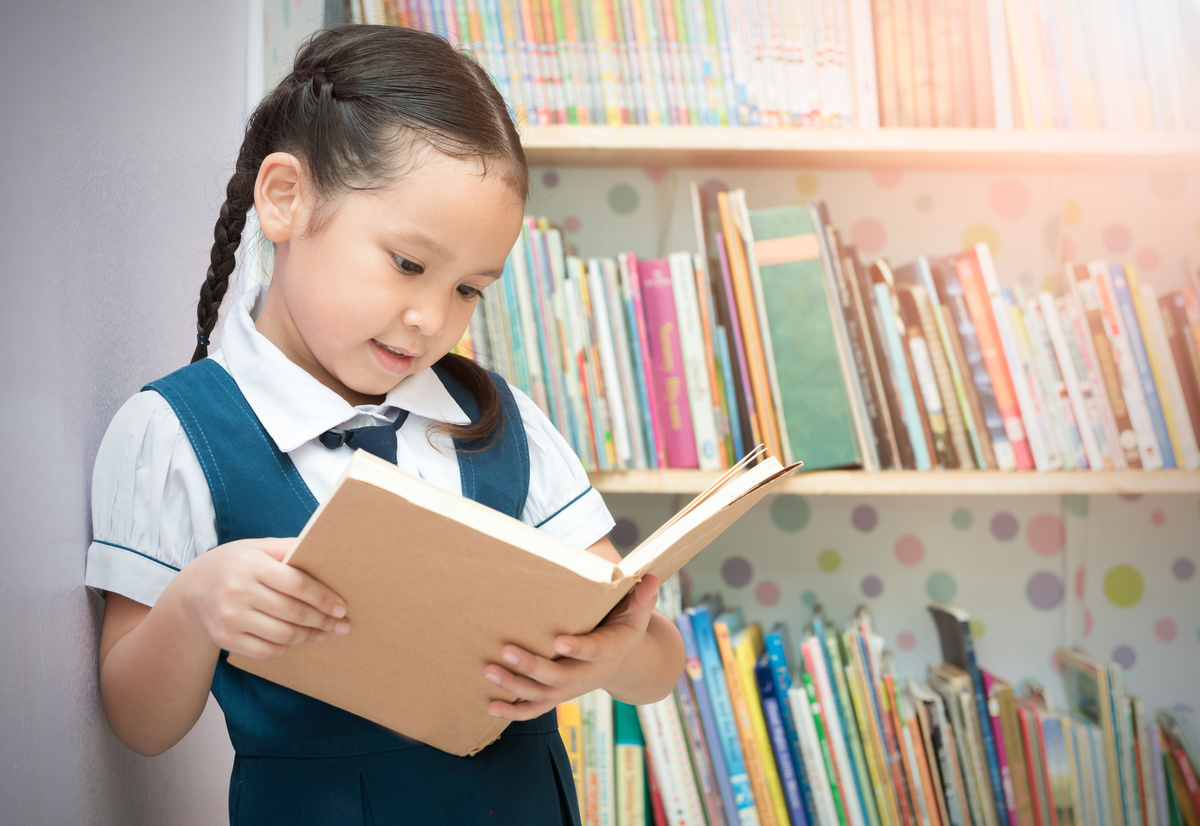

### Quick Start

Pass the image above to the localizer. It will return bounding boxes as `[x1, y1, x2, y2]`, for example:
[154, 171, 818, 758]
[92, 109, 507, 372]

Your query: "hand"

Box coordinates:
[174, 537, 349, 661]
[484, 575, 661, 721]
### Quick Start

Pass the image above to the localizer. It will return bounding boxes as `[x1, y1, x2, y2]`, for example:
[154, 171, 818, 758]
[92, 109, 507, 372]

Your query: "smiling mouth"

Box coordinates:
[374, 340, 418, 359]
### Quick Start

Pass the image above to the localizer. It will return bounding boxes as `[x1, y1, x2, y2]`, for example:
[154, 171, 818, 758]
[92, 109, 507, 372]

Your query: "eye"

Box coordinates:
[393, 254, 424, 275]
[457, 284, 484, 301]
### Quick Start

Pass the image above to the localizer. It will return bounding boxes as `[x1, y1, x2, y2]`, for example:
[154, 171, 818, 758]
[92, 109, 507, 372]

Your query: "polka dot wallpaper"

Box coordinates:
[531, 163, 1200, 716]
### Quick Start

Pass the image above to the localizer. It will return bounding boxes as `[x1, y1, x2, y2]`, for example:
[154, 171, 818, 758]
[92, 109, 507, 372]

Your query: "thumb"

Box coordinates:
[634, 575, 661, 614]
[256, 537, 297, 563]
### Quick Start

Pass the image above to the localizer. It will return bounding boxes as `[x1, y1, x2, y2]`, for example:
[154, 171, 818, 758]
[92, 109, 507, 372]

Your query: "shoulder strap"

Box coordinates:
[144, 359, 317, 543]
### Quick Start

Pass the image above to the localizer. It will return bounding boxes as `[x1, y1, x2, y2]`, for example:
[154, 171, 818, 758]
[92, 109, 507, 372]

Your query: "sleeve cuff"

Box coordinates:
[533, 486, 616, 550]
[84, 540, 179, 607]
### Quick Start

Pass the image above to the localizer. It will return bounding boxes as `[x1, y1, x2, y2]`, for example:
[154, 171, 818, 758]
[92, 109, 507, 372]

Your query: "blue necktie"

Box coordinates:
[319, 410, 409, 464]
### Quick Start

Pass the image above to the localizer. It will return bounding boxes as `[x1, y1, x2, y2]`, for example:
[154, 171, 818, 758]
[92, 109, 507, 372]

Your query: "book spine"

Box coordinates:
[637, 258, 699, 468]
[614, 699, 647, 826]
[756, 655, 812, 826]
[790, 680, 844, 826]
[874, 280, 934, 470]
[637, 694, 706, 826]
[1138, 279, 1200, 469]
[960, 626, 1012, 826]
[587, 258, 633, 468]
[673, 674, 727, 826]
[827, 628, 885, 826]
[717, 617, 780, 826]
[805, 670, 852, 826]
[1161, 292, 1200, 461]
[669, 251, 724, 470]
[954, 248, 1034, 470]
[765, 629, 821, 826]
[898, 286, 956, 468]
[1107, 264, 1176, 468]
[559, 699, 587, 811]
[806, 634, 868, 826]
[995, 680, 1036, 826]
[1000, 288, 1065, 472]
[604, 258, 647, 468]
[624, 255, 666, 469]
[1021, 296, 1088, 470]
[1037, 291, 1105, 471]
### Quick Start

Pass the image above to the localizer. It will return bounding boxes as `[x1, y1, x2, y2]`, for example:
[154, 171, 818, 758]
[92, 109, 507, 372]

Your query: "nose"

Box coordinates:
[400, 288, 448, 338]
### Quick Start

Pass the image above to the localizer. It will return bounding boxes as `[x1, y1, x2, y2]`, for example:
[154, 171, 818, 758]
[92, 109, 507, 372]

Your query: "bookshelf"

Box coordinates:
[522, 125, 1200, 173]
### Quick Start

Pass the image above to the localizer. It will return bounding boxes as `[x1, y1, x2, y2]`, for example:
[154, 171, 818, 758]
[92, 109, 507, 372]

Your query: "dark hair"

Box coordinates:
[191, 24, 528, 444]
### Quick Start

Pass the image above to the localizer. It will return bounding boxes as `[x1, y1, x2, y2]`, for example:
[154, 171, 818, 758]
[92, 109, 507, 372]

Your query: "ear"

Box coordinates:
[255, 152, 305, 243]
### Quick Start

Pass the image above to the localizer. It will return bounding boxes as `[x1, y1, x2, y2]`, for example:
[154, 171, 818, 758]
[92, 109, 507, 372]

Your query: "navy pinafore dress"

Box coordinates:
[146, 358, 582, 826]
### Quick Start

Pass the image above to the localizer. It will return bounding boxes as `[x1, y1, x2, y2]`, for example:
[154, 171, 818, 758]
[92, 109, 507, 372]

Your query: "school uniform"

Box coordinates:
[86, 285, 614, 825]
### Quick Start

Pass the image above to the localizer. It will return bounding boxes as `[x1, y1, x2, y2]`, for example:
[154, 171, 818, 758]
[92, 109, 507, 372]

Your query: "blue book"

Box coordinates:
[763, 623, 819, 826]
[688, 599, 760, 825]
[619, 257, 660, 469]
[928, 604, 1010, 826]
[716, 325, 746, 460]
[872, 278, 933, 470]
[677, 608, 741, 826]
[1108, 263, 1176, 468]
[756, 650, 810, 826]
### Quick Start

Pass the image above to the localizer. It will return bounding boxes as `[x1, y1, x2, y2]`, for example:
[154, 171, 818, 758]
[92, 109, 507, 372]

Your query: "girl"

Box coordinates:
[88, 24, 684, 825]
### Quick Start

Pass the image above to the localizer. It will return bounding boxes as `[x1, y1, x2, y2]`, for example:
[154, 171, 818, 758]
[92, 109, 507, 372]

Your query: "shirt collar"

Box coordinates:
[218, 285, 470, 453]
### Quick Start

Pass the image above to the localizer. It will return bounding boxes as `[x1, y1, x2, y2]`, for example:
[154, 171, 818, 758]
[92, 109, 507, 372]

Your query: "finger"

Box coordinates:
[254, 587, 350, 636]
[254, 536, 297, 563]
[237, 609, 331, 648]
[257, 558, 348, 621]
[487, 697, 557, 721]
[224, 632, 291, 662]
[486, 647, 570, 696]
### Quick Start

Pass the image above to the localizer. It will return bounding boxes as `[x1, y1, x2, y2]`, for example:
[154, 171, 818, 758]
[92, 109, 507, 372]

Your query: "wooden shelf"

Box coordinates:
[521, 126, 1200, 172]
[589, 469, 1200, 496]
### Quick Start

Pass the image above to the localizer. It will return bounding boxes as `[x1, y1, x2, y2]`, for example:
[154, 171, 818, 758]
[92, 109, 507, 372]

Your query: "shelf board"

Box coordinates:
[588, 469, 1200, 496]
[521, 126, 1200, 172]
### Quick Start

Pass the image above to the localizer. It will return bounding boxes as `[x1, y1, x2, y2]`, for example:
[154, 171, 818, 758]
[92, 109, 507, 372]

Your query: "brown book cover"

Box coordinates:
[1160, 292, 1200, 449]
[926, 0, 956, 127]
[228, 448, 798, 756]
[909, 0, 935, 127]
[898, 284, 957, 468]
[873, 0, 902, 127]
[892, 0, 918, 127]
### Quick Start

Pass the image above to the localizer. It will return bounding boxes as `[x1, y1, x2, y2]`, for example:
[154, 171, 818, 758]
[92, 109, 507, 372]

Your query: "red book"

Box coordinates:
[950, 248, 1035, 469]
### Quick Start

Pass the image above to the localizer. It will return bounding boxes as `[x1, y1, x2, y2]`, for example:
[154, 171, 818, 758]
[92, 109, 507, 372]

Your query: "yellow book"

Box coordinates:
[713, 609, 779, 826]
[734, 621, 792, 826]
[558, 700, 586, 813]
[1123, 263, 1186, 464]
[844, 631, 898, 826]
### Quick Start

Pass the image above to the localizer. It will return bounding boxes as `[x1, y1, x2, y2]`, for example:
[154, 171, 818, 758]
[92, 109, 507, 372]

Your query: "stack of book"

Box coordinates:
[344, 0, 1200, 132]
[461, 187, 1200, 474]
[559, 597, 1200, 826]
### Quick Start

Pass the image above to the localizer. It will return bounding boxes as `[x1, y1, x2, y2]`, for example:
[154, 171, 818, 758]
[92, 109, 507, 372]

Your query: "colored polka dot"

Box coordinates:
[1027, 571, 1065, 610]
[871, 170, 903, 189]
[926, 571, 958, 603]
[1104, 565, 1145, 607]
[990, 177, 1032, 220]
[755, 580, 782, 607]
[818, 549, 842, 573]
[852, 505, 878, 532]
[916, 193, 934, 212]
[1112, 645, 1137, 670]
[1173, 558, 1195, 581]
[607, 183, 639, 215]
[610, 517, 640, 550]
[770, 495, 810, 532]
[1119, 493, 1143, 502]
[963, 223, 1000, 257]
[722, 556, 753, 588]
[801, 590, 818, 608]
[643, 166, 668, 182]
[1149, 174, 1186, 199]
[896, 631, 916, 651]
[1075, 567, 1086, 599]
[1064, 198, 1082, 226]
[1084, 608, 1094, 637]
[541, 170, 561, 188]
[794, 173, 819, 196]
[1156, 618, 1178, 642]
[1152, 510, 1166, 526]
[1064, 494, 1089, 516]
[862, 575, 884, 598]
[1137, 247, 1161, 273]
[990, 512, 1020, 541]
[895, 535, 925, 566]
[951, 507, 973, 530]
[1027, 513, 1065, 556]
[698, 178, 730, 211]
[562, 215, 581, 233]
[1103, 223, 1132, 254]
[969, 619, 986, 640]
[852, 218, 887, 255]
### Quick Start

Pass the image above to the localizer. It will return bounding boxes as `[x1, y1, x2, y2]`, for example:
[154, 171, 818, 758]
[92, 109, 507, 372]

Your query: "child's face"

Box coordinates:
[255, 149, 524, 406]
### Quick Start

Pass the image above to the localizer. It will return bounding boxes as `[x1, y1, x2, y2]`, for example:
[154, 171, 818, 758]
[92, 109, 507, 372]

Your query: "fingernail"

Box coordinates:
[485, 671, 502, 685]
[334, 620, 350, 635]
[314, 631, 326, 643]
[332, 604, 347, 619]
[554, 641, 572, 656]
[502, 649, 519, 666]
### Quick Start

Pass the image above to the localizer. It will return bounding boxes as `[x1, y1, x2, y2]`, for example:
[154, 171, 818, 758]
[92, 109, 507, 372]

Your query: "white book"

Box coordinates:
[787, 681, 840, 826]
[1000, 288, 1067, 471]
[1139, 283, 1200, 469]
[603, 257, 648, 469]
[1020, 293, 1088, 470]
[1088, 261, 1163, 471]
[668, 251, 723, 471]
[637, 693, 708, 826]
[582, 689, 616, 826]
[508, 229, 549, 417]
[803, 635, 867, 826]
[1039, 291, 1106, 471]
[975, 243, 1062, 470]
[586, 258, 633, 469]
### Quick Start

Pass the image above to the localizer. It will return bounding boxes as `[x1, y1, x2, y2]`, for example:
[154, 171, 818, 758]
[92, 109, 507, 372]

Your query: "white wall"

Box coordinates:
[1, 2, 248, 822]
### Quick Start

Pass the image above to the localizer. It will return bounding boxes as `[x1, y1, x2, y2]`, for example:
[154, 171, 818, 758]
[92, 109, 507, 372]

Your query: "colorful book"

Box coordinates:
[559, 697, 586, 813]
[614, 699, 647, 826]
[756, 649, 812, 826]
[668, 250, 723, 470]
[637, 256, 699, 468]
[873, 259, 934, 470]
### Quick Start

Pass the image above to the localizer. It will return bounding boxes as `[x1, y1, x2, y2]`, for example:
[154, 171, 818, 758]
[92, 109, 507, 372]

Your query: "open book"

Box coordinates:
[227, 447, 799, 756]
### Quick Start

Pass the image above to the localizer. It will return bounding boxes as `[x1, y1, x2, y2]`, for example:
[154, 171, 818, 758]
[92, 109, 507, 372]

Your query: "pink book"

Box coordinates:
[625, 253, 667, 469]
[981, 670, 1020, 826]
[952, 248, 1036, 470]
[637, 257, 699, 468]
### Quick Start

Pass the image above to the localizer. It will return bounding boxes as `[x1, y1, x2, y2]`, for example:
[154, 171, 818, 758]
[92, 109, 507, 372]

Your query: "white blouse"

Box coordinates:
[86, 286, 615, 607]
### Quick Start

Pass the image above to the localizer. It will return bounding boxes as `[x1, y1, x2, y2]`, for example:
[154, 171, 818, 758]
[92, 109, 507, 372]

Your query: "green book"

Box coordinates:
[746, 202, 863, 470]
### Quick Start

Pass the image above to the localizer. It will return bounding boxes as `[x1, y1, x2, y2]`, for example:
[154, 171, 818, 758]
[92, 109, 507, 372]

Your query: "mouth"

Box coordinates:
[371, 339, 419, 375]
